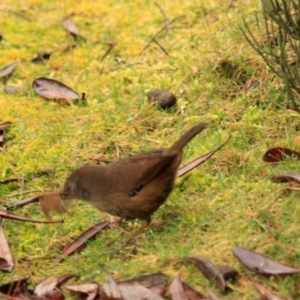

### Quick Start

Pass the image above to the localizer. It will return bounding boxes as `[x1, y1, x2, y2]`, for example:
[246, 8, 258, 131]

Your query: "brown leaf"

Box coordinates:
[6, 195, 41, 211]
[0, 210, 62, 224]
[37, 290, 65, 300]
[0, 279, 30, 299]
[182, 282, 207, 300]
[4, 86, 26, 95]
[262, 147, 300, 163]
[169, 274, 189, 300]
[177, 135, 231, 178]
[0, 62, 17, 79]
[117, 285, 164, 300]
[34, 277, 59, 297]
[206, 288, 221, 300]
[0, 178, 20, 184]
[0, 121, 12, 144]
[182, 257, 227, 292]
[253, 282, 286, 300]
[65, 283, 100, 300]
[62, 18, 79, 35]
[56, 274, 78, 287]
[102, 269, 122, 299]
[62, 18, 87, 41]
[31, 52, 53, 64]
[118, 273, 167, 296]
[272, 173, 300, 184]
[232, 246, 300, 276]
[56, 221, 110, 263]
[34, 274, 76, 298]
[32, 77, 79, 102]
[215, 265, 238, 282]
[103, 269, 165, 300]
[0, 218, 14, 271]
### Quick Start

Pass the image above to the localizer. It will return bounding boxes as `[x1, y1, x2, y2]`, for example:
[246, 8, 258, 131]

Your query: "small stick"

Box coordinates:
[153, 38, 169, 56]
[100, 42, 117, 62]
[226, 0, 234, 11]
[141, 15, 183, 54]
[4, 189, 47, 198]
[0, 6, 32, 22]
[155, 2, 170, 33]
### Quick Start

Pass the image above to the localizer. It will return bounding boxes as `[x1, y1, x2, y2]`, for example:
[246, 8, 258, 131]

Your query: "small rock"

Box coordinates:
[4, 86, 26, 95]
[147, 89, 177, 109]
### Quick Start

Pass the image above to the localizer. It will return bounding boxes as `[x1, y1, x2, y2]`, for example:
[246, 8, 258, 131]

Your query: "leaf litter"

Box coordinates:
[32, 77, 80, 103]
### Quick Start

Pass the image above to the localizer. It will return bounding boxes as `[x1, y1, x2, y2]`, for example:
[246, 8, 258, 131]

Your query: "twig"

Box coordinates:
[153, 38, 169, 56]
[226, 0, 234, 11]
[100, 42, 117, 62]
[0, 6, 31, 22]
[141, 15, 183, 54]
[106, 62, 144, 73]
[155, 2, 170, 33]
[5, 189, 49, 198]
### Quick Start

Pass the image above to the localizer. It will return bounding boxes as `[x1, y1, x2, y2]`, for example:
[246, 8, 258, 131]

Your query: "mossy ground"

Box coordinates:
[1, 0, 300, 299]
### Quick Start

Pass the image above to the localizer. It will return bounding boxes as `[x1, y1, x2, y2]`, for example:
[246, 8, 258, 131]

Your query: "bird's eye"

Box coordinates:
[129, 183, 143, 197]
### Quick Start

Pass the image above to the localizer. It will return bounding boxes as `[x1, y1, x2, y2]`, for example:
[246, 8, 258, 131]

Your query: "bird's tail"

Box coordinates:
[166, 122, 208, 154]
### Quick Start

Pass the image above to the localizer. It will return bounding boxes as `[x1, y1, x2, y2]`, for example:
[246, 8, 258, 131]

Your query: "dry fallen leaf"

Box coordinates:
[34, 274, 76, 299]
[0, 279, 29, 299]
[62, 18, 87, 41]
[103, 269, 165, 300]
[56, 221, 110, 263]
[206, 288, 221, 300]
[182, 282, 207, 300]
[169, 274, 189, 300]
[182, 256, 228, 292]
[6, 195, 41, 211]
[272, 173, 300, 184]
[0, 210, 62, 224]
[253, 281, 286, 300]
[232, 246, 300, 276]
[0, 121, 12, 144]
[4, 86, 26, 95]
[32, 77, 79, 103]
[177, 135, 231, 178]
[0, 62, 17, 79]
[31, 51, 53, 63]
[0, 217, 14, 272]
[66, 282, 100, 300]
[118, 273, 167, 297]
[262, 147, 300, 163]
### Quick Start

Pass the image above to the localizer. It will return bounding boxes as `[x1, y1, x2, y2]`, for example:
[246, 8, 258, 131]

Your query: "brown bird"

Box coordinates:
[46, 123, 208, 242]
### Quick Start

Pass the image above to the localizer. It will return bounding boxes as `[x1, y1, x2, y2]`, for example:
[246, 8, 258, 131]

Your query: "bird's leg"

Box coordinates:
[121, 219, 151, 247]
[109, 217, 125, 227]
[104, 217, 126, 247]
[105, 219, 150, 250]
